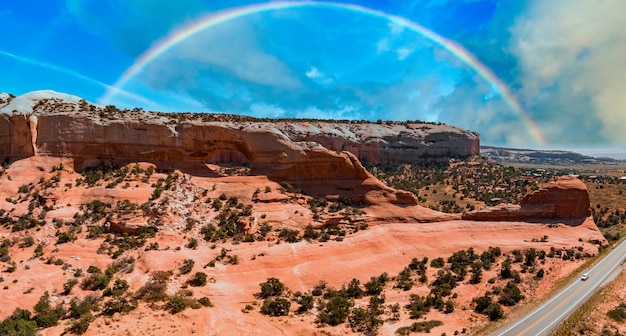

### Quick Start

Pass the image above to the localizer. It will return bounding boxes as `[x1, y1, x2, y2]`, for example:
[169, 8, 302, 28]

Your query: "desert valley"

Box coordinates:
[0, 91, 625, 336]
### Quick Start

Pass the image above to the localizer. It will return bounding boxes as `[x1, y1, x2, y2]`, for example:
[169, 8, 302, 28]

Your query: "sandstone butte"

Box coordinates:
[0, 91, 608, 335]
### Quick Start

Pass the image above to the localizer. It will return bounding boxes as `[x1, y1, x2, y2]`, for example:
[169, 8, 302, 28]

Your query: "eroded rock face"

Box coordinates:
[0, 91, 478, 203]
[463, 175, 592, 221]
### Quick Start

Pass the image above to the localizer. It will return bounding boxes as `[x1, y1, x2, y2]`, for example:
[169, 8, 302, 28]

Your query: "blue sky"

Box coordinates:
[1, 0, 625, 150]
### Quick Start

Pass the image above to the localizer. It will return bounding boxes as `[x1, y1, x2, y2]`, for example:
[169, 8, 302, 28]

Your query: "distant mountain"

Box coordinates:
[480, 146, 623, 165]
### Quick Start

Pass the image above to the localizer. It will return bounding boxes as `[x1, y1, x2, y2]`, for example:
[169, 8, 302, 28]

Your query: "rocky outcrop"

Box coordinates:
[462, 175, 592, 221]
[282, 122, 479, 166]
[0, 91, 479, 203]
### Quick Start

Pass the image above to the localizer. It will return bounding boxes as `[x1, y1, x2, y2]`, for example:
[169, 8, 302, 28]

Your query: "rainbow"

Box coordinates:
[101, 1, 545, 145]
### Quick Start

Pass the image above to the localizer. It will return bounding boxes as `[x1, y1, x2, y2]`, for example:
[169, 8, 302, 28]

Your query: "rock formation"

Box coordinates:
[0, 91, 478, 203]
[462, 175, 592, 221]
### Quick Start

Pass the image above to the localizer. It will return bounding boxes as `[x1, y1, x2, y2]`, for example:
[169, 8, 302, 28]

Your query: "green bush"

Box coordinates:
[395, 320, 443, 335]
[166, 295, 201, 314]
[297, 295, 314, 313]
[279, 228, 301, 243]
[179, 259, 195, 275]
[102, 295, 138, 316]
[364, 273, 388, 296]
[67, 312, 93, 335]
[485, 302, 504, 321]
[607, 306, 626, 322]
[317, 296, 352, 326]
[430, 257, 445, 268]
[0, 309, 37, 336]
[346, 278, 364, 298]
[33, 292, 62, 328]
[498, 281, 524, 306]
[259, 278, 285, 298]
[187, 272, 208, 287]
[406, 294, 430, 319]
[348, 297, 384, 335]
[260, 297, 291, 316]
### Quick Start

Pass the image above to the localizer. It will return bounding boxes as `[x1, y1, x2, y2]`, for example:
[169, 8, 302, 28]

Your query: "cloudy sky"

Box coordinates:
[1, 0, 624, 151]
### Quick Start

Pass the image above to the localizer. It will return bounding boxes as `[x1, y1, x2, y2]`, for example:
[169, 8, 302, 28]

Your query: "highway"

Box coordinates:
[493, 238, 626, 336]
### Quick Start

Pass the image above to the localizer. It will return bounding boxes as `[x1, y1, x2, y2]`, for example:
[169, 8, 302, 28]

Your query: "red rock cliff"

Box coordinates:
[462, 175, 591, 221]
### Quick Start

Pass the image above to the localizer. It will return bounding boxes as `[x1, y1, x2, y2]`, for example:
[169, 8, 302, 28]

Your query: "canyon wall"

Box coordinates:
[0, 92, 478, 197]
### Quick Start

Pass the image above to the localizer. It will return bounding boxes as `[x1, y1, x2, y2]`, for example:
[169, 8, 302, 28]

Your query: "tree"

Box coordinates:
[486, 302, 504, 321]
[317, 296, 352, 326]
[525, 248, 537, 266]
[346, 278, 364, 298]
[187, 272, 208, 287]
[499, 281, 524, 306]
[473, 295, 492, 314]
[259, 278, 285, 298]
[33, 292, 61, 328]
[261, 298, 291, 316]
[470, 261, 483, 284]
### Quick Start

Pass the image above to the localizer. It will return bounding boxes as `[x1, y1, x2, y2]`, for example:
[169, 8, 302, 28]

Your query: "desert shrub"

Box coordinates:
[18, 236, 35, 248]
[33, 244, 44, 258]
[166, 295, 201, 314]
[346, 278, 364, 298]
[396, 320, 443, 335]
[103, 279, 129, 297]
[68, 295, 100, 319]
[80, 270, 111, 291]
[0, 309, 37, 336]
[395, 267, 414, 291]
[430, 270, 458, 297]
[317, 296, 352, 326]
[312, 281, 326, 297]
[498, 281, 524, 306]
[136, 270, 172, 302]
[364, 273, 389, 296]
[198, 297, 213, 307]
[485, 302, 504, 321]
[260, 297, 291, 316]
[67, 312, 93, 335]
[186, 238, 198, 250]
[430, 257, 445, 268]
[303, 224, 320, 240]
[279, 228, 301, 243]
[406, 294, 430, 319]
[500, 260, 513, 279]
[481, 246, 502, 270]
[259, 278, 285, 298]
[102, 295, 138, 316]
[200, 224, 217, 241]
[297, 295, 314, 313]
[473, 295, 492, 314]
[348, 296, 384, 335]
[179, 259, 195, 274]
[470, 261, 483, 284]
[525, 248, 537, 266]
[536, 268, 545, 278]
[187, 272, 208, 287]
[607, 305, 626, 322]
[62, 279, 79, 295]
[33, 292, 62, 328]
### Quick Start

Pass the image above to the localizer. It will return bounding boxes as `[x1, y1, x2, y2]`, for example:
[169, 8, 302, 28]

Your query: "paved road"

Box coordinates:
[493, 238, 626, 336]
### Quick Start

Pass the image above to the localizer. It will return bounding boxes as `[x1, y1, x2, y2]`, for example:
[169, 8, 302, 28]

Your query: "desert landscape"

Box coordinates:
[0, 91, 624, 335]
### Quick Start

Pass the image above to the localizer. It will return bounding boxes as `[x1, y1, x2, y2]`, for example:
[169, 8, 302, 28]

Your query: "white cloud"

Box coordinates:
[376, 38, 390, 53]
[511, 0, 626, 144]
[154, 19, 301, 90]
[306, 67, 323, 79]
[388, 22, 404, 36]
[396, 47, 414, 60]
